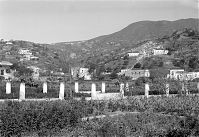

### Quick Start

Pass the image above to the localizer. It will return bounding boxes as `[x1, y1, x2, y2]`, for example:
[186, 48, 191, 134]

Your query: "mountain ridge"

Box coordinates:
[88, 18, 199, 45]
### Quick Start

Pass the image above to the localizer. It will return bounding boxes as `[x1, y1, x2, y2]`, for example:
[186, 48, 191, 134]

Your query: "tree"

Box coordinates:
[142, 57, 164, 69]
[188, 56, 199, 70]
[12, 63, 33, 79]
[110, 71, 118, 79]
[96, 64, 105, 78]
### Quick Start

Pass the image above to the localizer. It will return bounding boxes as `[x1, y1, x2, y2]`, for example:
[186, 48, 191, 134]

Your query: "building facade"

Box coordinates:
[79, 68, 91, 80]
[167, 69, 185, 80]
[123, 69, 150, 80]
[153, 49, 168, 55]
[127, 52, 139, 57]
[0, 61, 15, 80]
[27, 66, 40, 80]
[18, 49, 32, 55]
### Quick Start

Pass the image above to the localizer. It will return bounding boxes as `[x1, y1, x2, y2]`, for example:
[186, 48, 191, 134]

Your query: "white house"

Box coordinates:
[27, 66, 40, 80]
[18, 49, 32, 55]
[79, 68, 91, 80]
[71, 67, 80, 79]
[118, 69, 131, 75]
[6, 41, 13, 45]
[153, 49, 168, 55]
[128, 52, 139, 57]
[0, 61, 15, 80]
[175, 71, 199, 81]
[123, 69, 150, 80]
[20, 54, 39, 61]
[167, 69, 184, 80]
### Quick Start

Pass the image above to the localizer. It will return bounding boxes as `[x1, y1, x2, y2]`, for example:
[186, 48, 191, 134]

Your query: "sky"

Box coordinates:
[0, 0, 198, 43]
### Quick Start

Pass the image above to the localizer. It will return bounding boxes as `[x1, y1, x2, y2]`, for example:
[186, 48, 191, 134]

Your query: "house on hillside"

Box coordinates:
[27, 66, 40, 80]
[71, 67, 80, 79]
[123, 69, 150, 80]
[167, 69, 184, 80]
[174, 71, 199, 81]
[6, 42, 13, 45]
[153, 49, 168, 55]
[18, 49, 32, 55]
[71, 67, 91, 80]
[118, 69, 131, 75]
[0, 61, 15, 80]
[79, 68, 91, 80]
[20, 54, 39, 61]
[127, 52, 139, 57]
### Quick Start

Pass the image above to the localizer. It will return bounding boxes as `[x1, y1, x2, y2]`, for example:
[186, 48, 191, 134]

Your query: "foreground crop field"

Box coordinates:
[0, 95, 199, 136]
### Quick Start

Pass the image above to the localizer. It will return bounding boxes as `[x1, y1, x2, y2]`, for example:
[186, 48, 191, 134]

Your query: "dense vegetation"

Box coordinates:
[1, 96, 199, 136]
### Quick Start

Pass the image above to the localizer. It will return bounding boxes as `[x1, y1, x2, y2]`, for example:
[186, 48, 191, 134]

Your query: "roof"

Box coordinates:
[0, 61, 13, 66]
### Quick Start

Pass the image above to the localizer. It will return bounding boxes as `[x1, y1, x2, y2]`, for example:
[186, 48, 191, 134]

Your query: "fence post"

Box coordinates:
[6, 81, 11, 94]
[43, 82, 47, 93]
[91, 83, 97, 100]
[120, 83, 124, 98]
[59, 82, 65, 100]
[145, 83, 149, 98]
[102, 82, 105, 93]
[75, 81, 79, 93]
[166, 83, 169, 96]
[197, 82, 199, 92]
[185, 82, 188, 95]
[181, 82, 185, 94]
[19, 83, 25, 100]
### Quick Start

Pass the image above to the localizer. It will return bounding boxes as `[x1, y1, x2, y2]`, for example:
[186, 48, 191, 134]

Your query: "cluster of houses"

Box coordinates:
[18, 48, 39, 62]
[126, 41, 169, 60]
[167, 69, 199, 81]
[0, 61, 41, 80]
[127, 48, 168, 58]
[118, 68, 199, 81]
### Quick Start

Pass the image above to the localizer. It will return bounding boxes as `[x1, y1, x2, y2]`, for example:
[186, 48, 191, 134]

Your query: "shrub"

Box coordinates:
[0, 100, 85, 136]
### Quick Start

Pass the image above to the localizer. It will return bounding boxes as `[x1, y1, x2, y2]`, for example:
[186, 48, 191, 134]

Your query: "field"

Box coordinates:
[0, 95, 199, 137]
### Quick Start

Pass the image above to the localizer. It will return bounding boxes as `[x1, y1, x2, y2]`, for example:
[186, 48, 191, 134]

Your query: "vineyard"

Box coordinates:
[0, 95, 199, 136]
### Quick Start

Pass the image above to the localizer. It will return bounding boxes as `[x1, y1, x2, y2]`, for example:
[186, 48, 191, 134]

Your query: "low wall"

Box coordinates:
[92, 93, 122, 100]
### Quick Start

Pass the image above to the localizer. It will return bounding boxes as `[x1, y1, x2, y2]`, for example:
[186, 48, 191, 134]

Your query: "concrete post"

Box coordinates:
[6, 81, 11, 94]
[145, 83, 149, 98]
[43, 82, 47, 93]
[185, 83, 188, 95]
[165, 83, 169, 96]
[59, 82, 65, 100]
[91, 83, 97, 100]
[101, 82, 105, 93]
[75, 81, 79, 93]
[181, 82, 185, 94]
[120, 83, 124, 98]
[197, 82, 199, 92]
[19, 83, 25, 100]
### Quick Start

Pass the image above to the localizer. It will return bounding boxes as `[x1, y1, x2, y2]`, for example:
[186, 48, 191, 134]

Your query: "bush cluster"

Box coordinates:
[0, 100, 88, 136]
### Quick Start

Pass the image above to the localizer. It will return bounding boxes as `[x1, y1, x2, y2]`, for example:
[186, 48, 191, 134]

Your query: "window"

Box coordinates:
[6, 69, 10, 73]
[1, 70, 4, 75]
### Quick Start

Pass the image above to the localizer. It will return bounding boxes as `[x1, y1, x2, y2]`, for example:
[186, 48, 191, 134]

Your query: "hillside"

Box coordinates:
[0, 40, 63, 72]
[49, 18, 199, 67]
[90, 18, 199, 44]
[1, 18, 198, 77]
